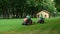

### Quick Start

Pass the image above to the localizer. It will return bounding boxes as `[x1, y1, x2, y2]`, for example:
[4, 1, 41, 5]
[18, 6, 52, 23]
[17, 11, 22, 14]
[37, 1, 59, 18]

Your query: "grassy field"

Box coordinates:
[0, 17, 60, 34]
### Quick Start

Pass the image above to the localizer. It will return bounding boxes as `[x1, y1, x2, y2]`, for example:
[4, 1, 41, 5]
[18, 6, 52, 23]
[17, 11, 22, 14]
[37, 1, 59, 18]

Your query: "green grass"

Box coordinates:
[0, 17, 60, 34]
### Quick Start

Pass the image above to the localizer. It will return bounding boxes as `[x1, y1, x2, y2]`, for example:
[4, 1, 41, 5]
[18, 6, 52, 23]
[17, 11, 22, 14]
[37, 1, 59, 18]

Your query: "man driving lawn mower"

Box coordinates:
[22, 15, 32, 25]
[37, 14, 44, 23]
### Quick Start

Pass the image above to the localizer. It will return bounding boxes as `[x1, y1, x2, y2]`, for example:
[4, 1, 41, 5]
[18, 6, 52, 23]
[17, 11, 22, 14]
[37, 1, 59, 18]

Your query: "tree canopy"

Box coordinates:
[54, 0, 60, 12]
[0, 0, 58, 18]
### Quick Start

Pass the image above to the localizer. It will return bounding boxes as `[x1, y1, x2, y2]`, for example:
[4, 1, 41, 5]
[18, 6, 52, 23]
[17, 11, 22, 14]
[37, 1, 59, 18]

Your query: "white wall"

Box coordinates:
[37, 11, 49, 18]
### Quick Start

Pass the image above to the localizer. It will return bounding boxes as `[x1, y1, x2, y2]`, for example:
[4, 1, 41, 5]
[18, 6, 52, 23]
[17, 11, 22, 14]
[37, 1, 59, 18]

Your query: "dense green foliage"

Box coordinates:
[0, 0, 58, 18]
[54, 0, 60, 12]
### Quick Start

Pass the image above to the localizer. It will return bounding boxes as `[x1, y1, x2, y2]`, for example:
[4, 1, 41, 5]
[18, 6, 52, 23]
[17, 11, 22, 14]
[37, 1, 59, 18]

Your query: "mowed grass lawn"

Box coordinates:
[0, 17, 60, 34]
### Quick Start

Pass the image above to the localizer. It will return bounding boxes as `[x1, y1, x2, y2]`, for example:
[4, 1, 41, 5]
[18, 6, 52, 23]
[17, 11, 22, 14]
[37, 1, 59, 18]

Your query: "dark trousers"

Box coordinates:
[38, 19, 44, 23]
[22, 19, 32, 25]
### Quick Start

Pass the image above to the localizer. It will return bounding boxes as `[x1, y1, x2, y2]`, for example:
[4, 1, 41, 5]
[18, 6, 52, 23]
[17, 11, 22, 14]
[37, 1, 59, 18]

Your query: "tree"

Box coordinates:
[0, 0, 57, 18]
[54, 0, 60, 12]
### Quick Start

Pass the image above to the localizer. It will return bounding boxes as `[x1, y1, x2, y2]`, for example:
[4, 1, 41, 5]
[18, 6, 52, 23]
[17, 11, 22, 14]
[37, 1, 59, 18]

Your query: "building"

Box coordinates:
[36, 10, 50, 18]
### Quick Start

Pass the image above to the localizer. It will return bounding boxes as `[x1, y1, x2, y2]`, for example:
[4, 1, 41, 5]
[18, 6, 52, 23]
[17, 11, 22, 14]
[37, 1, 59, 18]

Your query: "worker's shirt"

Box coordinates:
[39, 16, 44, 20]
[26, 16, 31, 20]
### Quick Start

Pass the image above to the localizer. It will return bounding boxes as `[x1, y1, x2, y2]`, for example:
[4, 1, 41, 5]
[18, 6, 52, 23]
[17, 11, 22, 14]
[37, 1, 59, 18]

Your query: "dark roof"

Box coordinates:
[41, 10, 50, 13]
